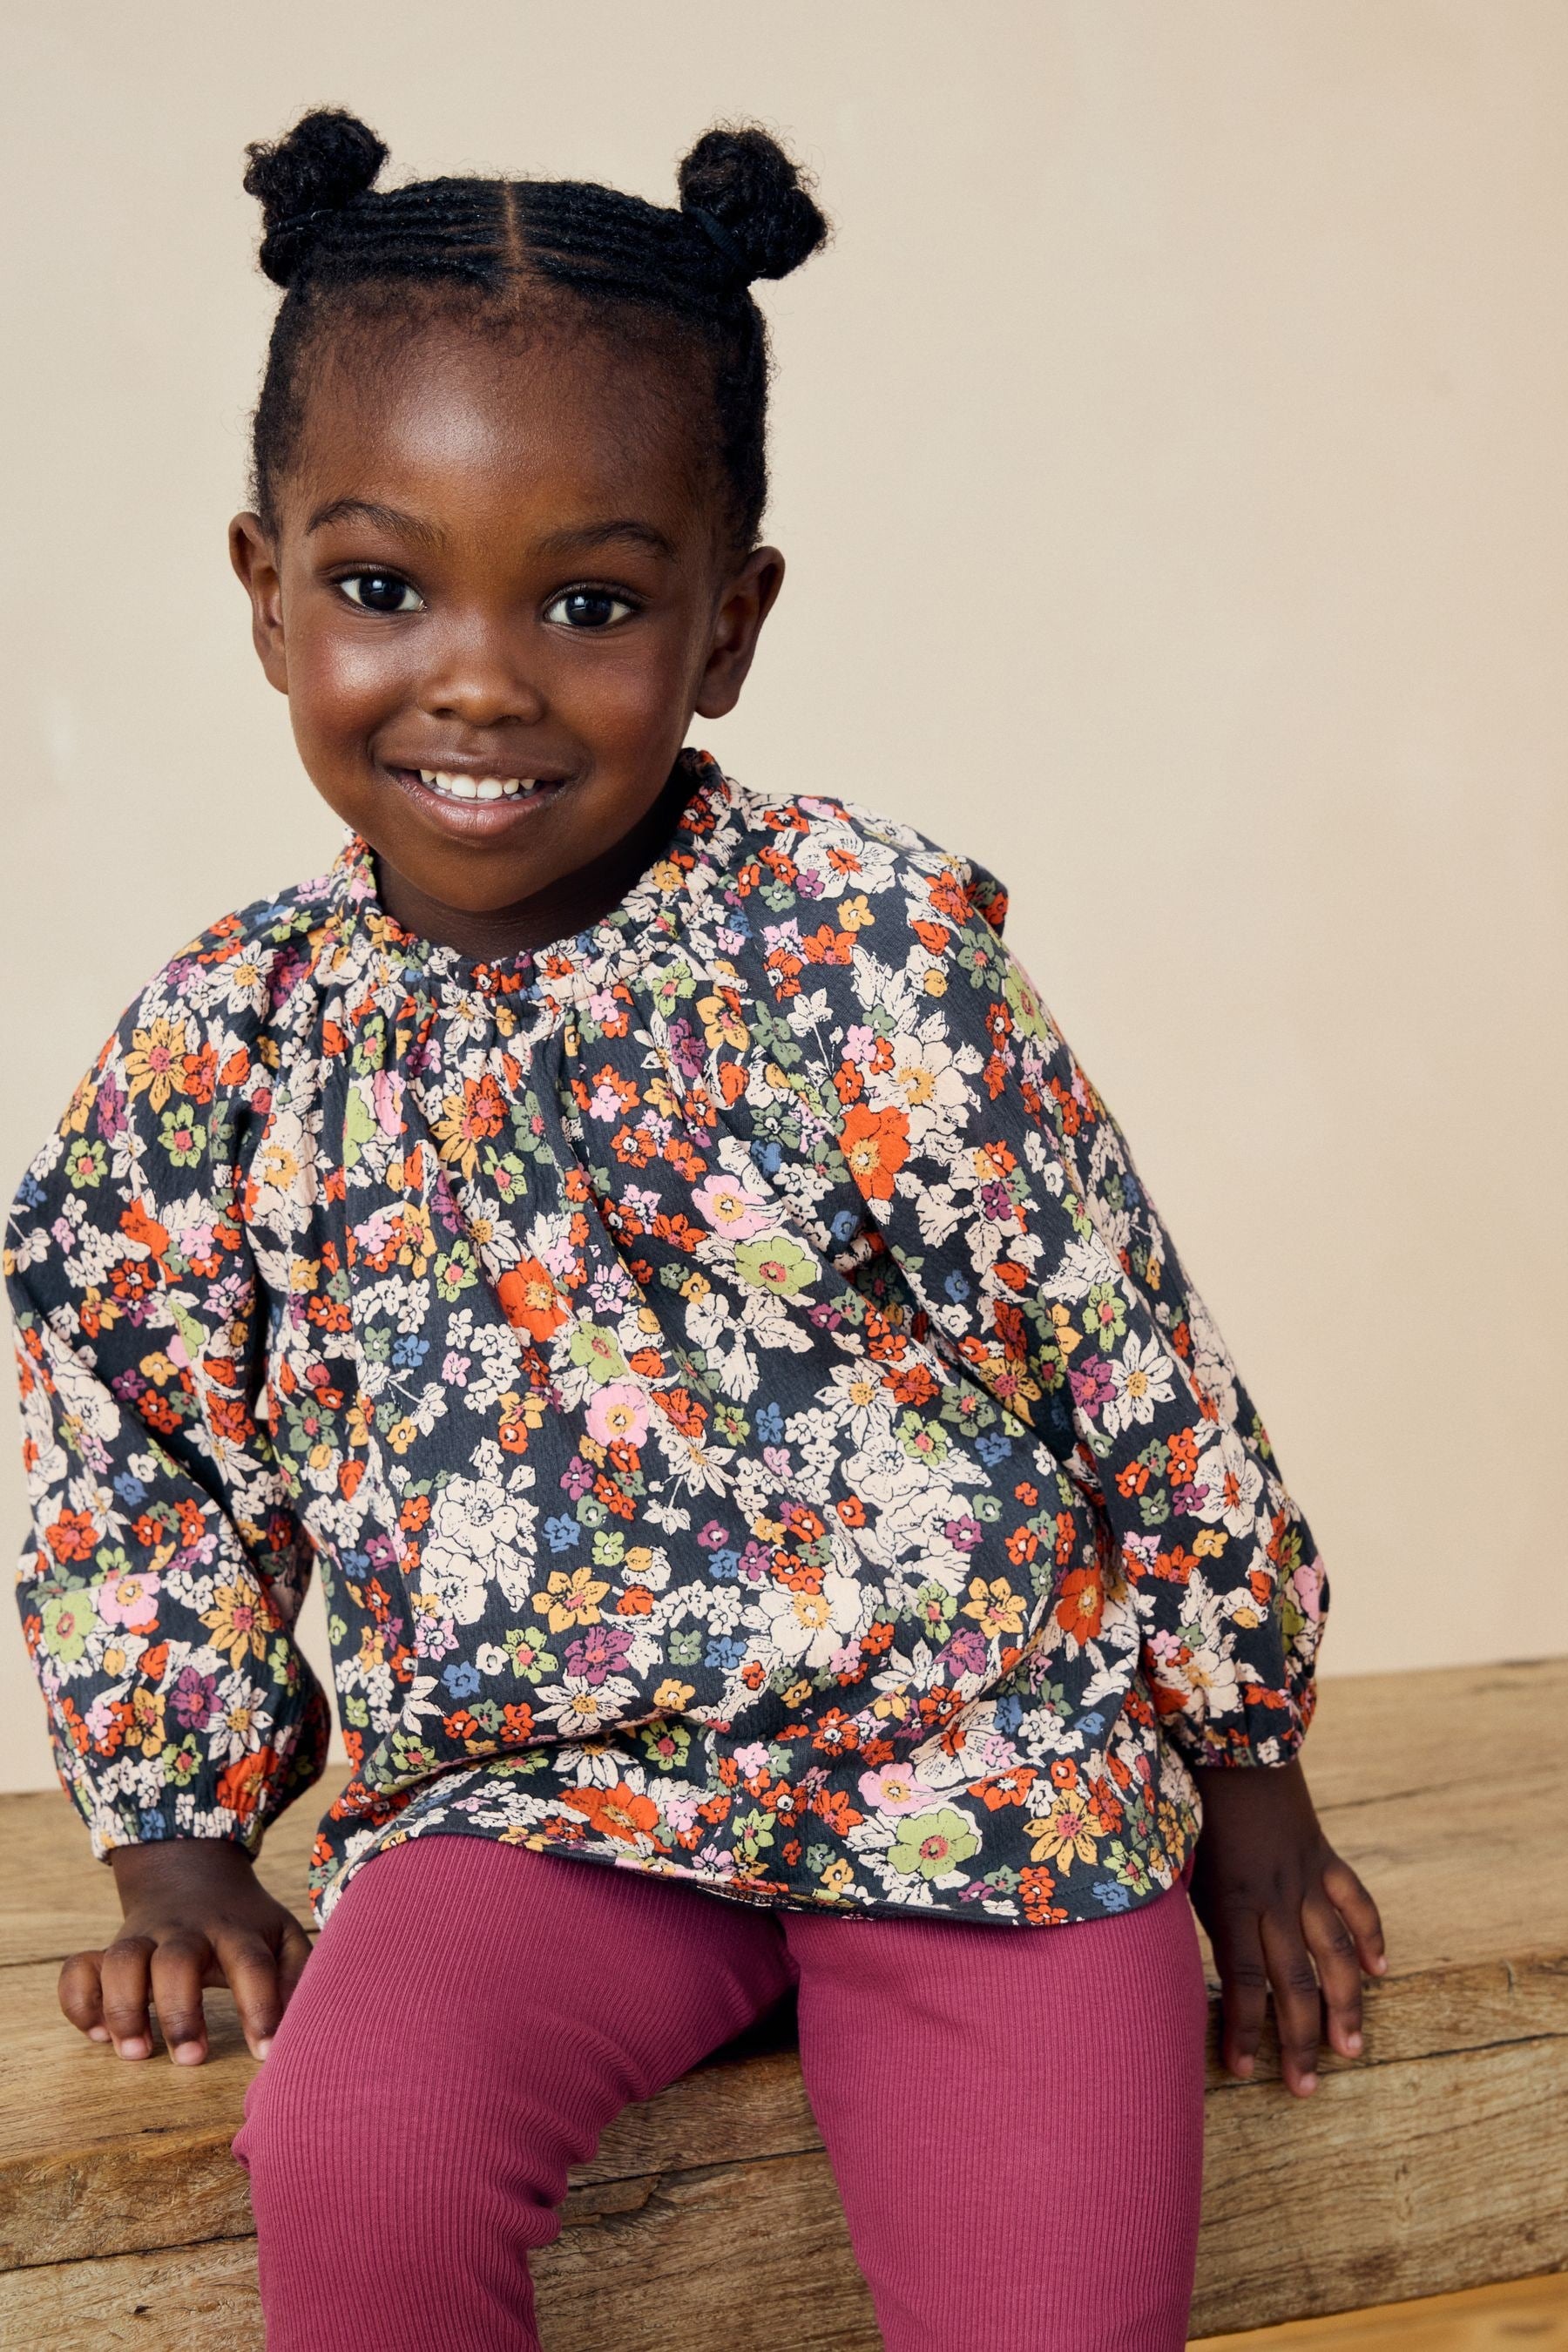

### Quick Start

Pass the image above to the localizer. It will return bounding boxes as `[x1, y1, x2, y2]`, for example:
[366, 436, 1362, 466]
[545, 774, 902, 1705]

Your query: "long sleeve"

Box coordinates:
[820, 839, 1328, 1769]
[5, 991, 332, 1863]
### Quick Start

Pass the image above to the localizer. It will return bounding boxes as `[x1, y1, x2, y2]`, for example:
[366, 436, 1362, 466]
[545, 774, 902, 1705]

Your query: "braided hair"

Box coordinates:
[241, 109, 829, 555]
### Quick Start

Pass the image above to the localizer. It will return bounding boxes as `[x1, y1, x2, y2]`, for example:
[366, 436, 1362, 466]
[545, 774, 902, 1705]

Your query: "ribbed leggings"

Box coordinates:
[231, 1832, 1206, 2350]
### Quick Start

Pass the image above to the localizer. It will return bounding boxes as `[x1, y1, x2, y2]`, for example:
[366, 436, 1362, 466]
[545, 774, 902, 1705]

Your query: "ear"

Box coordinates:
[229, 513, 290, 695]
[692, 545, 786, 720]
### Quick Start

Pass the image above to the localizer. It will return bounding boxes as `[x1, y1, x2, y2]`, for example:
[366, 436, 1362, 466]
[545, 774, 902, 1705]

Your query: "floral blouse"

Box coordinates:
[6, 748, 1327, 1932]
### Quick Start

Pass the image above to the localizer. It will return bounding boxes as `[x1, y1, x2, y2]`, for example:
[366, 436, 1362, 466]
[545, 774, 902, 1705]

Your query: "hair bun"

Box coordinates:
[244, 107, 389, 286]
[677, 123, 828, 285]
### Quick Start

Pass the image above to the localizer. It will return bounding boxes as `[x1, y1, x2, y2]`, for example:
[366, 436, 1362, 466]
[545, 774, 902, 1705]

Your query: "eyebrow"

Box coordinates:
[532, 518, 679, 561]
[303, 502, 679, 564]
[306, 497, 447, 549]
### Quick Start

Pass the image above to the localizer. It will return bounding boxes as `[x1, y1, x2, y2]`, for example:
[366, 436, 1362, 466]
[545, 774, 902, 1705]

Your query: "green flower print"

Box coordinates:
[889, 1807, 983, 1882]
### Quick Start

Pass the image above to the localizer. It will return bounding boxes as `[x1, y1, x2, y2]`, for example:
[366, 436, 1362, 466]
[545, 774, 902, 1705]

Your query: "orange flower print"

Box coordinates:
[497, 1257, 569, 1340]
[839, 1102, 909, 1201]
[562, 1781, 664, 1846]
[1053, 1565, 1105, 1645]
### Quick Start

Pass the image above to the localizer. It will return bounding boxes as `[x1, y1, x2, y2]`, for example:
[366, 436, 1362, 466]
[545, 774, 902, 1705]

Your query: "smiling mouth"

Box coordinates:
[383, 764, 572, 814]
[414, 769, 557, 803]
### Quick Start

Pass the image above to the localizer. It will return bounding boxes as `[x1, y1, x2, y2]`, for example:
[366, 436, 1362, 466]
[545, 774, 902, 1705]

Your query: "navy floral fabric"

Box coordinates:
[6, 748, 1326, 1930]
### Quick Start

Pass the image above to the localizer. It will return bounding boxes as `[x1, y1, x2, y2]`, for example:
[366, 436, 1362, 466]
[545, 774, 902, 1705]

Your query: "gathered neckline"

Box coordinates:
[323, 746, 740, 1002]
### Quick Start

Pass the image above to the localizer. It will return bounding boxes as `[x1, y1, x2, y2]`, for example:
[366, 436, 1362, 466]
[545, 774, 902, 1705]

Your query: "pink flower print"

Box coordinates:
[859, 1762, 925, 1815]
[692, 1170, 773, 1239]
[98, 1571, 161, 1632]
[585, 1382, 650, 1449]
[372, 1069, 404, 1137]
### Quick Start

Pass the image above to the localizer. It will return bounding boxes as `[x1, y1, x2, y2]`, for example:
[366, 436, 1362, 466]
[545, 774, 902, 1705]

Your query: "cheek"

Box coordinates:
[287, 615, 415, 751]
[538, 624, 696, 751]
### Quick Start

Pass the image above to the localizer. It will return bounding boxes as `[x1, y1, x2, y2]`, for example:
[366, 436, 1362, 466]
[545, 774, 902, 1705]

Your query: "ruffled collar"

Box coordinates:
[321, 745, 742, 1004]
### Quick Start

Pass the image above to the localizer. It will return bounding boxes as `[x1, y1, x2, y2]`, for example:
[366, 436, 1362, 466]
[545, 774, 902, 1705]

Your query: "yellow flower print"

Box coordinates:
[652, 1679, 696, 1710]
[61, 1071, 97, 1138]
[532, 1566, 612, 1632]
[1026, 1793, 1104, 1868]
[200, 1580, 272, 1669]
[127, 1686, 167, 1756]
[960, 1576, 1026, 1639]
[1048, 1301, 1082, 1359]
[431, 1075, 507, 1184]
[1193, 1528, 1228, 1558]
[397, 1204, 436, 1278]
[124, 1016, 196, 1112]
[871, 1688, 914, 1723]
[837, 893, 875, 933]
[498, 1387, 548, 1434]
[387, 1417, 420, 1455]
[697, 990, 748, 1051]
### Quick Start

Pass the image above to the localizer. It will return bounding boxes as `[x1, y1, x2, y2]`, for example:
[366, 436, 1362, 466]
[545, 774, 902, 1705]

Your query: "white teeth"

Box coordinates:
[416, 770, 542, 801]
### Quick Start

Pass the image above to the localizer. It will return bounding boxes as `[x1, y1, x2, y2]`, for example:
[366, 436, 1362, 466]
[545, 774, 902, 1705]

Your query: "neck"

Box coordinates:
[370, 755, 697, 962]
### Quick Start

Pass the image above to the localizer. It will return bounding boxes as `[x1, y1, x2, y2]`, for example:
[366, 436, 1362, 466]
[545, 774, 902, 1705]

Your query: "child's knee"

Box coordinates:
[232, 2021, 571, 2243]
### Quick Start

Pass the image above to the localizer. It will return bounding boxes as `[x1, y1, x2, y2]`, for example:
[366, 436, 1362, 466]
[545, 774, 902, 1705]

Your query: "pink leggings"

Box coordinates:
[232, 1833, 1206, 2349]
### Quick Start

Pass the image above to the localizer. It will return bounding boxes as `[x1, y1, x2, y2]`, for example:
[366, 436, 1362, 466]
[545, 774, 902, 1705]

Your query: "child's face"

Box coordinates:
[230, 310, 782, 931]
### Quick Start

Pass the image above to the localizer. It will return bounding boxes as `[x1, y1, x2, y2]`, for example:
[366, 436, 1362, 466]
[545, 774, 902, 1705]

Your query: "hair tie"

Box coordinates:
[684, 203, 748, 282]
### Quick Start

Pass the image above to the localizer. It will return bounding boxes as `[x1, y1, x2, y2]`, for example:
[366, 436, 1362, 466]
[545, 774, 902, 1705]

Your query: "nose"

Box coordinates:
[416, 615, 546, 731]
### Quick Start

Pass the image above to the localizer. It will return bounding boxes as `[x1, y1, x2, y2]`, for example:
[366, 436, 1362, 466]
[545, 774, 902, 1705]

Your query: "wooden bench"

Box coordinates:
[2, 1659, 1564, 2349]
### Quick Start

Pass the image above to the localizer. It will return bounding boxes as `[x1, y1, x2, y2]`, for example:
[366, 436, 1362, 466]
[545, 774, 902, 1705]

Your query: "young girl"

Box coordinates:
[7, 110, 1385, 2351]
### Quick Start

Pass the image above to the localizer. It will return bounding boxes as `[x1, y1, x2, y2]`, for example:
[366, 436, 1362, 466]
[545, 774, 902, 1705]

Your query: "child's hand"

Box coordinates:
[58, 1837, 313, 2068]
[1186, 1757, 1386, 2098]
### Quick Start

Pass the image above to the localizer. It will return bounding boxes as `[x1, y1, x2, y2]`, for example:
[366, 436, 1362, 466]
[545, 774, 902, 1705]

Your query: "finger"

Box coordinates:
[1321, 1855, 1388, 1974]
[150, 1932, 216, 2067]
[58, 1950, 112, 2044]
[216, 1930, 287, 2060]
[276, 1919, 314, 2012]
[1210, 1908, 1269, 2081]
[98, 1934, 157, 2059]
[1260, 1911, 1326, 2096]
[1301, 1889, 1364, 2059]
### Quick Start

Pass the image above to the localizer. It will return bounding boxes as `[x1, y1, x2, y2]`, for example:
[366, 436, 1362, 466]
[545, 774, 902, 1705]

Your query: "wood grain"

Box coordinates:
[0, 2237, 266, 2349]
[1193, 2268, 1568, 2348]
[1192, 2035, 1568, 2336]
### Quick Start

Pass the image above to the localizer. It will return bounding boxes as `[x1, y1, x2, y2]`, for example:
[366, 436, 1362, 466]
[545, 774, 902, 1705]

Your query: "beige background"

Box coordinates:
[3, 1, 1565, 1794]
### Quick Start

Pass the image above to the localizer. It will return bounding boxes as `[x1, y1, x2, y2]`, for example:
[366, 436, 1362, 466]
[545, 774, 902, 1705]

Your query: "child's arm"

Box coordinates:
[804, 834, 1382, 2087]
[5, 995, 332, 2064]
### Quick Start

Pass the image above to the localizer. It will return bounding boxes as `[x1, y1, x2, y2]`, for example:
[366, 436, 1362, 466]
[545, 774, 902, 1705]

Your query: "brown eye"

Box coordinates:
[544, 589, 636, 629]
[340, 571, 424, 614]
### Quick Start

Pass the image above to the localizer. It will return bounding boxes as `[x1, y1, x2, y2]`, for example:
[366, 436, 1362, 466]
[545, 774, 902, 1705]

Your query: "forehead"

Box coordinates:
[284, 292, 716, 541]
